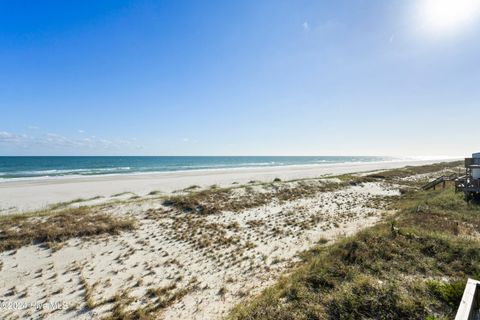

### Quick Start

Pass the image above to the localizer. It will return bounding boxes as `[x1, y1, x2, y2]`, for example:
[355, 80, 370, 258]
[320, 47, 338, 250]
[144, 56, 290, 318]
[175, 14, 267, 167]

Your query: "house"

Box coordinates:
[455, 153, 480, 201]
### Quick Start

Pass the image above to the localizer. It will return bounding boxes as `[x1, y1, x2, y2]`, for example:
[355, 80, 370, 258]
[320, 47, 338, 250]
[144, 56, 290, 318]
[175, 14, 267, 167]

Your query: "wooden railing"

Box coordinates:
[455, 279, 480, 320]
[422, 174, 458, 190]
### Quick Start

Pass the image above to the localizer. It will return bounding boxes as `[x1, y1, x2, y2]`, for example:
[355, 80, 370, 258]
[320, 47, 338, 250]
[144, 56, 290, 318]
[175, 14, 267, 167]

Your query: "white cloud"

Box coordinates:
[0, 130, 142, 152]
[182, 137, 190, 142]
[78, 129, 85, 134]
[0, 131, 14, 140]
[0, 131, 28, 143]
[302, 21, 310, 31]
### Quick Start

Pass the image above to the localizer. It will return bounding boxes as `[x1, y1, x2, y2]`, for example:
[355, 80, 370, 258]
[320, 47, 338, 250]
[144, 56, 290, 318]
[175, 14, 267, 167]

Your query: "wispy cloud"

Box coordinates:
[0, 131, 28, 143]
[0, 130, 143, 152]
[389, 34, 395, 43]
[302, 21, 309, 31]
[302, 20, 340, 34]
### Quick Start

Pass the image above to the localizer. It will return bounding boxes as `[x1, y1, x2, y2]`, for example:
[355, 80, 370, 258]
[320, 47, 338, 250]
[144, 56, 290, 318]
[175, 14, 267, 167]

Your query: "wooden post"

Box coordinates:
[455, 278, 480, 320]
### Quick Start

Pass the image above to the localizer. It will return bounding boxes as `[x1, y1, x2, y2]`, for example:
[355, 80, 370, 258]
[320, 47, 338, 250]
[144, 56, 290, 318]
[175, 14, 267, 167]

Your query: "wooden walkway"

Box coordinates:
[422, 174, 458, 190]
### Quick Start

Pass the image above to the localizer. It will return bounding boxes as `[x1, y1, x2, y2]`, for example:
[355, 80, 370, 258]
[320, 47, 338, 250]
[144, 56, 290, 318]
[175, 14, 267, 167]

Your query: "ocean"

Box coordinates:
[0, 156, 394, 180]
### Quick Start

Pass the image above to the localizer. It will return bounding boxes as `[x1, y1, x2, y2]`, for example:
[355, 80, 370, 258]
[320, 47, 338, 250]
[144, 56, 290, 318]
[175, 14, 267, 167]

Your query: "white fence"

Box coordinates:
[455, 279, 480, 320]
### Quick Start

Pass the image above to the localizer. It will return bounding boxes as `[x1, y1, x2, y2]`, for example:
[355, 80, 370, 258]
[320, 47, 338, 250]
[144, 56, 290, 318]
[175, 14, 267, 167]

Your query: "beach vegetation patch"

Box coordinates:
[228, 173, 480, 319]
[0, 207, 136, 252]
[103, 280, 197, 320]
[162, 180, 345, 215]
[48, 196, 104, 210]
[366, 161, 462, 181]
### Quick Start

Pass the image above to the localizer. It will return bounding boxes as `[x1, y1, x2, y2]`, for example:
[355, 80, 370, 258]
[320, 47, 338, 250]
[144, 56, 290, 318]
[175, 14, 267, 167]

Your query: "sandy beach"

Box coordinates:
[0, 159, 457, 214]
[0, 159, 463, 319]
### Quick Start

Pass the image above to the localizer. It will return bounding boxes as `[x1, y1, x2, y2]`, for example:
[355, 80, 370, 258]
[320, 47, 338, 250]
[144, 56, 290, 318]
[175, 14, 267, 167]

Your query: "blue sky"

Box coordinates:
[0, 0, 479, 156]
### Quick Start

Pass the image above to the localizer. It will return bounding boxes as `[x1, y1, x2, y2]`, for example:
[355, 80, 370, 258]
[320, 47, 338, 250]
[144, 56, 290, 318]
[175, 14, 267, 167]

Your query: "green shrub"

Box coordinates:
[426, 279, 465, 307]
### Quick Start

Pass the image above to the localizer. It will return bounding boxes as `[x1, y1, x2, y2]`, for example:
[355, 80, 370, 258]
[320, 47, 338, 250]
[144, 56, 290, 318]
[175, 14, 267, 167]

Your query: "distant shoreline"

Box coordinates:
[0, 158, 460, 214]
[0, 156, 460, 182]
[0, 155, 393, 180]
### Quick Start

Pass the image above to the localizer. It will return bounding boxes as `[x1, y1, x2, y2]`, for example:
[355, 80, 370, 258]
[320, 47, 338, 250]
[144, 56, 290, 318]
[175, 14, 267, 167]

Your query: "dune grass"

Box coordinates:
[48, 196, 104, 210]
[227, 166, 480, 320]
[160, 161, 462, 217]
[103, 281, 197, 320]
[0, 207, 136, 252]
[162, 180, 344, 215]
[366, 161, 463, 180]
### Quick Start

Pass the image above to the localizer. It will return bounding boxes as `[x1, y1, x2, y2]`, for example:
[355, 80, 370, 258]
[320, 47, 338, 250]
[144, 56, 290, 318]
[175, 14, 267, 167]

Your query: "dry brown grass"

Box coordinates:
[167, 215, 242, 250]
[0, 207, 136, 252]
[104, 281, 196, 320]
[366, 161, 463, 181]
[162, 180, 344, 216]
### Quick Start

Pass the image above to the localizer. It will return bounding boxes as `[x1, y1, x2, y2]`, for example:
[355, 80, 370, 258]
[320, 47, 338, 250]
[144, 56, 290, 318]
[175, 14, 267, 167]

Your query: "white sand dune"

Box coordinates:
[0, 180, 399, 320]
[0, 160, 459, 319]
